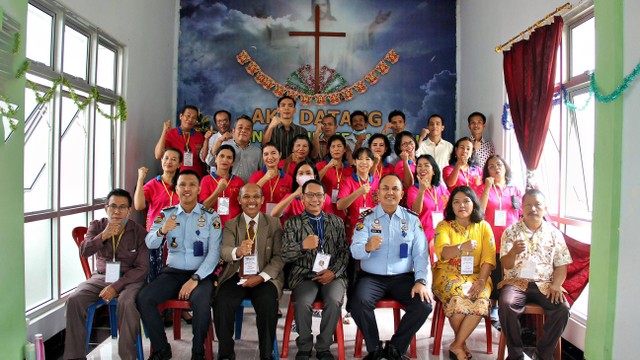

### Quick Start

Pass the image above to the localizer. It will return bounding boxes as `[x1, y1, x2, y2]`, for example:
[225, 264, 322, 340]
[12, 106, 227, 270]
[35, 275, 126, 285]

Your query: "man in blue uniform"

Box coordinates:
[350, 174, 433, 360]
[136, 170, 222, 360]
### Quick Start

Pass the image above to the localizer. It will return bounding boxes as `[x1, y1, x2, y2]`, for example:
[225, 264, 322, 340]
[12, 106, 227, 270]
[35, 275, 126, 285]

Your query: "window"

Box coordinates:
[23, 1, 123, 312]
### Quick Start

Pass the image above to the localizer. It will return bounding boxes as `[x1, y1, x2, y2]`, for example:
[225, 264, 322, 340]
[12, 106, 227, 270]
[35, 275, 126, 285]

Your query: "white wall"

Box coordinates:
[613, 0, 640, 358]
[457, 0, 566, 155]
[58, 0, 179, 192]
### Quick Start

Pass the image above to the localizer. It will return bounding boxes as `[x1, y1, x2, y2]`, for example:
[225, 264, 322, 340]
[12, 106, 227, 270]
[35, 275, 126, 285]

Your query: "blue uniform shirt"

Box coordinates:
[147, 203, 222, 279]
[350, 204, 430, 282]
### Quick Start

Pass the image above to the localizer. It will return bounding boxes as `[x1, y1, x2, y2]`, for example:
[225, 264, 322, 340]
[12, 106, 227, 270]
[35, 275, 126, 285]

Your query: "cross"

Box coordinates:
[289, 5, 346, 94]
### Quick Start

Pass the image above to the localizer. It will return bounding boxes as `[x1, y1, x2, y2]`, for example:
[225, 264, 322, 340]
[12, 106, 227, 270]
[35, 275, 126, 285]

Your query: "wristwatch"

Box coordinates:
[191, 274, 201, 282]
[414, 278, 427, 286]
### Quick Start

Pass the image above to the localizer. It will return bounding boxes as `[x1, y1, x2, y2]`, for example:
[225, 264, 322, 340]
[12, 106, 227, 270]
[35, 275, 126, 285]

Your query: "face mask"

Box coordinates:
[297, 175, 314, 187]
[352, 129, 367, 136]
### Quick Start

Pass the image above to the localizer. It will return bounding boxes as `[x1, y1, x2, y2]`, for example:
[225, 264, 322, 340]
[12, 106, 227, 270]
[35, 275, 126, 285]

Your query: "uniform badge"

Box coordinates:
[170, 238, 178, 248]
[198, 223, 205, 227]
[213, 220, 221, 229]
[154, 215, 163, 224]
[198, 217, 206, 222]
[356, 223, 365, 231]
[418, 222, 424, 230]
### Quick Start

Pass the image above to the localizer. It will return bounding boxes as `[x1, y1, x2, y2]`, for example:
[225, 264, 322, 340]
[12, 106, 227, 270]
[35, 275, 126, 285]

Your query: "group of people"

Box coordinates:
[63, 96, 573, 360]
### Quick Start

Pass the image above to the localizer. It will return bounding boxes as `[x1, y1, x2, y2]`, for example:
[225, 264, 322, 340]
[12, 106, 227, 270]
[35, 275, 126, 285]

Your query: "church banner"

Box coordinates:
[177, 0, 457, 141]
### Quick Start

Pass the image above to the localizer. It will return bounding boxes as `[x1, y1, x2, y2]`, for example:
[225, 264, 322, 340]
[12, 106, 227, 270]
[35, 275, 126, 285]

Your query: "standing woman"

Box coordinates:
[432, 186, 496, 360]
[368, 133, 395, 182]
[270, 159, 333, 222]
[279, 134, 314, 179]
[443, 137, 483, 193]
[317, 135, 353, 215]
[135, 147, 182, 281]
[406, 155, 450, 262]
[199, 144, 244, 224]
[393, 131, 419, 189]
[477, 155, 522, 325]
[249, 142, 293, 214]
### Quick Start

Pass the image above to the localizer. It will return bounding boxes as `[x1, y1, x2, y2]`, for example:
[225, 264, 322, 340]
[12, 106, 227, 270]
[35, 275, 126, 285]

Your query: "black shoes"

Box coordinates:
[384, 341, 409, 360]
[316, 350, 334, 360]
[148, 345, 172, 360]
[362, 341, 384, 360]
[295, 350, 312, 360]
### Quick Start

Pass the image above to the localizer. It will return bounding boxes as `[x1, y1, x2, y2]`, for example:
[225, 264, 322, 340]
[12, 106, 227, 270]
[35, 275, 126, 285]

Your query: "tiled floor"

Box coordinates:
[88, 290, 503, 360]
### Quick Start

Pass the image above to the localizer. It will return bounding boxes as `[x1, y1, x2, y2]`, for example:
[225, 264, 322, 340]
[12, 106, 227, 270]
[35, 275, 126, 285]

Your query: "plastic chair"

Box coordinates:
[280, 296, 345, 359]
[234, 298, 280, 359]
[156, 299, 215, 360]
[497, 303, 562, 360]
[353, 299, 417, 358]
[430, 296, 493, 356]
[72, 226, 144, 359]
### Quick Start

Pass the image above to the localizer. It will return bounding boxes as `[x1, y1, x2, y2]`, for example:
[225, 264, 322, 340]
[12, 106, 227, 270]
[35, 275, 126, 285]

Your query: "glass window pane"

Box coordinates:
[60, 213, 88, 293]
[24, 87, 54, 213]
[538, 105, 561, 216]
[97, 44, 116, 91]
[565, 92, 595, 220]
[94, 104, 113, 199]
[570, 17, 595, 77]
[24, 219, 53, 310]
[60, 96, 89, 207]
[63, 25, 89, 80]
[26, 4, 53, 66]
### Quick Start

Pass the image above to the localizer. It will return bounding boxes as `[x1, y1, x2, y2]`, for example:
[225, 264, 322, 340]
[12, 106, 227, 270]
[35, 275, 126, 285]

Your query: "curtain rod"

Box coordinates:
[495, 2, 572, 53]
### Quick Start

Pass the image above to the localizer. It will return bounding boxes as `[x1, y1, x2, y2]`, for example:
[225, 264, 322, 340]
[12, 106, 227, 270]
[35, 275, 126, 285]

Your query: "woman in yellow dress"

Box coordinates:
[433, 185, 496, 360]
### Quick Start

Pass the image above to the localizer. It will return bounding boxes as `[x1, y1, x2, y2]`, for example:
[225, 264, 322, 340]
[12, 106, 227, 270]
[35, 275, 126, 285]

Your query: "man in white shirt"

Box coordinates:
[416, 114, 454, 173]
[201, 110, 232, 168]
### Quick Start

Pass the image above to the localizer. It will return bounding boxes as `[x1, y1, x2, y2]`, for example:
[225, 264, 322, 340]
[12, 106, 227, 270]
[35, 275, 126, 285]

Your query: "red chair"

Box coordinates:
[430, 297, 493, 356]
[497, 303, 562, 360]
[155, 300, 215, 360]
[353, 299, 417, 358]
[280, 297, 345, 359]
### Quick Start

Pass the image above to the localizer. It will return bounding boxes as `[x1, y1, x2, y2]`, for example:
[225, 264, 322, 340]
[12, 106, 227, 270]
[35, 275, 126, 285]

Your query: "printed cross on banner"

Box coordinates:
[289, 5, 346, 94]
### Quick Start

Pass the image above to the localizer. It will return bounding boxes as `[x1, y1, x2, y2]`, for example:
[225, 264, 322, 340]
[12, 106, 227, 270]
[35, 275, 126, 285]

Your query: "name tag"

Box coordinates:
[331, 189, 339, 203]
[266, 202, 276, 215]
[183, 152, 194, 167]
[359, 207, 369, 215]
[218, 197, 230, 215]
[432, 211, 444, 229]
[519, 259, 537, 279]
[460, 255, 474, 275]
[312, 253, 331, 272]
[399, 243, 409, 258]
[494, 210, 507, 227]
[105, 261, 121, 283]
[243, 255, 258, 276]
[193, 240, 204, 257]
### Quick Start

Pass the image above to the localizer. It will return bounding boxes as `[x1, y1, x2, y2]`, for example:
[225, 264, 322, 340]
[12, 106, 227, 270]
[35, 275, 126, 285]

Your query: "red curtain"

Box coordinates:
[503, 17, 563, 186]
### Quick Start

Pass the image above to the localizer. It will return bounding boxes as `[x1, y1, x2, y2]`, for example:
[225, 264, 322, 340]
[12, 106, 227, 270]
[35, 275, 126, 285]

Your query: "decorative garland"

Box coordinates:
[502, 60, 640, 130]
[236, 49, 400, 106]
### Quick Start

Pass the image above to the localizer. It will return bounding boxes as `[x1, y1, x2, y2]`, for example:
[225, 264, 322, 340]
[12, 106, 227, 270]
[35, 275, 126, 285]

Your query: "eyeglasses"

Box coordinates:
[303, 193, 325, 200]
[107, 204, 129, 212]
[401, 141, 415, 148]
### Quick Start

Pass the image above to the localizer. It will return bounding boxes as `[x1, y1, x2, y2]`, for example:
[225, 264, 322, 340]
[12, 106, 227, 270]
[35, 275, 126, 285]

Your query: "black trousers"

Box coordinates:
[350, 272, 432, 354]
[214, 274, 279, 360]
[136, 267, 213, 355]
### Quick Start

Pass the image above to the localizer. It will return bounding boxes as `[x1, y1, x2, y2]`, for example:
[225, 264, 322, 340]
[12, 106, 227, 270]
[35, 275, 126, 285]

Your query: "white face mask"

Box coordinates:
[297, 175, 314, 187]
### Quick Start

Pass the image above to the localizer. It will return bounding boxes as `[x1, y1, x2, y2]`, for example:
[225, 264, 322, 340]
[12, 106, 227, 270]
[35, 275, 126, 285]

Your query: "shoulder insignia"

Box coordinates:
[213, 220, 221, 229]
[356, 223, 365, 231]
[358, 208, 374, 220]
[154, 215, 164, 224]
[161, 205, 176, 211]
[201, 206, 215, 214]
[405, 208, 420, 218]
[418, 222, 424, 231]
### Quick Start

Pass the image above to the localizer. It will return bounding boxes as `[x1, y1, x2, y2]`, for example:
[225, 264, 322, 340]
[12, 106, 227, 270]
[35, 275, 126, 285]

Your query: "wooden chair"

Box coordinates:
[497, 303, 562, 360]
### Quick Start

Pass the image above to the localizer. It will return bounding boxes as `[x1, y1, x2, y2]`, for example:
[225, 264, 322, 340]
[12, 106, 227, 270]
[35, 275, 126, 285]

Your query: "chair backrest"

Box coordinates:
[72, 226, 91, 280]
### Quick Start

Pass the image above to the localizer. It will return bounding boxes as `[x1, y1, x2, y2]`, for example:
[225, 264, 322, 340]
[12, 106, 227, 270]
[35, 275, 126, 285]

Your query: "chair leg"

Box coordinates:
[273, 335, 279, 359]
[136, 331, 144, 360]
[354, 328, 364, 358]
[108, 301, 118, 339]
[85, 303, 98, 354]
[409, 334, 417, 358]
[554, 338, 562, 360]
[484, 315, 493, 354]
[205, 320, 214, 360]
[281, 299, 295, 358]
[173, 309, 182, 340]
[336, 314, 345, 360]
[432, 303, 446, 355]
[430, 300, 441, 337]
[497, 332, 507, 360]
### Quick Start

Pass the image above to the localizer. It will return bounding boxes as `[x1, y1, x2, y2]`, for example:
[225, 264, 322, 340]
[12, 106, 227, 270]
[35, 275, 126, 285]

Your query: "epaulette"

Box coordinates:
[161, 205, 176, 211]
[358, 208, 374, 220]
[201, 206, 215, 214]
[405, 208, 420, 218]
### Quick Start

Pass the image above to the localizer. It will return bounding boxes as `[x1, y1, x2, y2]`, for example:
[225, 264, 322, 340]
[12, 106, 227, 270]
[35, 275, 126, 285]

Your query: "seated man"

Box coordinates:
[64, 188, 148, 360]
[350, 174, 433, 360]
[499, 189, 572, 360]
[213, 183, 284, 360]
[282, 179, 349, 360]
[136, 170, 222, 360]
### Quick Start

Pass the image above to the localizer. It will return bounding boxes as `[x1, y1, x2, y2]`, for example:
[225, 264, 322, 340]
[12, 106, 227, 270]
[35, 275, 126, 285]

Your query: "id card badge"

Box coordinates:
[183, 152, 194, 167]
[217, 197, 230, 215]
[331, 189, 339, 203]
[105, 261, 121, 283]
[460, 255, 474, 275]
[243, 255, 258, 275]
[399, 243, 409, 258]
[266, 202, 276, 215]
[519, 259, 537, 279]
[494, 210, 507, 227]
[312, 253, 331, 272]
[432, 211, 444, 228]
[359, 207, 369, 215]
[461, 281, 472, 296]
[193, 240, 204, 256]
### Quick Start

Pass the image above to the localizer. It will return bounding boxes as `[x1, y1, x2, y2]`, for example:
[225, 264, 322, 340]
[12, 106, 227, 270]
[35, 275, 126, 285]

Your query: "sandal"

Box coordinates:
[342, 312, 352, 324]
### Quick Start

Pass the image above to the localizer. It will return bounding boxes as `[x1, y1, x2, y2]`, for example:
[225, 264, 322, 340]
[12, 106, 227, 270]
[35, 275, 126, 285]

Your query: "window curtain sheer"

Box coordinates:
[503, 16, 563, 189]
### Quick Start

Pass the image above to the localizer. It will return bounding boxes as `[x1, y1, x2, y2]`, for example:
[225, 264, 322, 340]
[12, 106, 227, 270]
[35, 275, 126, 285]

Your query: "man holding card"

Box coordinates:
[498, 189, 572, 360]
[281, 179, 349, 360]
[213, 183, 284, 360]
[136, 170, 222, 360]
[350, 174, 433, 360]
[64, 188, 148, 360]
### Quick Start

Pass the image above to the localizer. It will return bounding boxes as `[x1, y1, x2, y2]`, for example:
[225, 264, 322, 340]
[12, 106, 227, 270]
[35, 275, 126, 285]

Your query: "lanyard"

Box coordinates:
[183, 132, 191, 153]
[111, 231, 125, 262]
[492, 184, 504, 210]
[334, 164, 344, 188]
[356, 174, 371, 205]
[246, 222, 258, 242]
[308, 213, 325, 251]
[268, 174, 281, 202]
[160, 179, 175, 206]
[425, 186, 439, 211]
[520, 222, 541, 252]
[460, 166, 470, 186]
[211, 172, 230, 197]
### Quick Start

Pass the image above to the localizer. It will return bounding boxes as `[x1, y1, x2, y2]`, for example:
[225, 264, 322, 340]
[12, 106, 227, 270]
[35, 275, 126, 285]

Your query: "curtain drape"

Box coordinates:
[503, 16, 563, 189]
